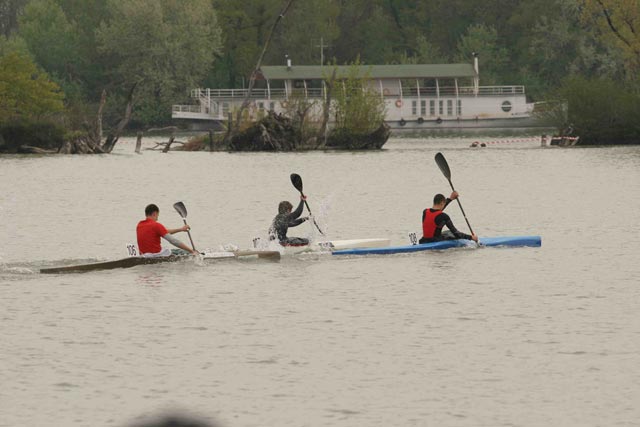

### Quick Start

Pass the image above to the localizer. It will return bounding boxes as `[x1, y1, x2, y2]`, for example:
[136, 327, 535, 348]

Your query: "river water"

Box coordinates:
[1, 136, 639, 427]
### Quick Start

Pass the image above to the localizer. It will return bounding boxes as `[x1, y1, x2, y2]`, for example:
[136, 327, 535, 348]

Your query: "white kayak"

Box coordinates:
[273, 238, 391, 254]
[315, 238, 391, 251]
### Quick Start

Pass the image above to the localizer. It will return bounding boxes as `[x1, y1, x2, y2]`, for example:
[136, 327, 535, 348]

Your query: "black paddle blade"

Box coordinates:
[173, 201, 188, 218]
[434, 152, 452, 180]
[290, 173, 303, 192]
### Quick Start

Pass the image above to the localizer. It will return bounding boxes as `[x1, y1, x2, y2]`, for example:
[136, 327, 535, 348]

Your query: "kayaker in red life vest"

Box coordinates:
[420, 192, 478, 244]
[136, 204, 198, 256]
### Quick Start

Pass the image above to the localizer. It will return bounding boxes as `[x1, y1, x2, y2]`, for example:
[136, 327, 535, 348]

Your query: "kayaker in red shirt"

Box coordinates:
[420, 192, 478, 244]
[136, 204, 198, 256]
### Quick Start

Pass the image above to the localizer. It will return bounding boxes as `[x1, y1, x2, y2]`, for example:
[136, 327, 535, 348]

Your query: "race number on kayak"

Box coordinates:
[126, 243, 139, 257]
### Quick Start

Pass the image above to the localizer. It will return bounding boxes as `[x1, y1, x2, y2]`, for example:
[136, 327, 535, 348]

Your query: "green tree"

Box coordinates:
[455, 24, 508, 85]
[331, 61, 385, 134]
[557, 76, 640, 143]
[0, 0, 28, 37]
[210, 0, 339, 88]
[581, 0, 640, 72]
[0, 50, 65, 123]
[96, 0, 222, 124]
[18, 0, 84, 96]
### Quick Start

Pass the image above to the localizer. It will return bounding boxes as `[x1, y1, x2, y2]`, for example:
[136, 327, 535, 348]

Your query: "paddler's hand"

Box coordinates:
[302, 216, 309, 222]
[449, 191, 459, 200]
[471, 233, 478, 242]
[300, 195, 307, 201]
[189, 249, 199, 255]
[180, 224, 191, 232]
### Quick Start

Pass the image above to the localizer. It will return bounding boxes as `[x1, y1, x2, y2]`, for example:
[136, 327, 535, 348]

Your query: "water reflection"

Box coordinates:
[134, 272, 166, 286]
[126, 413, 222, 427]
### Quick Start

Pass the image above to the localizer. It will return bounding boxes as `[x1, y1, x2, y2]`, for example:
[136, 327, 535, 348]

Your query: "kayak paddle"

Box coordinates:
[434, 152, 475, 236]
[173, 201, 197, 251]
[290, 173, 324, 235]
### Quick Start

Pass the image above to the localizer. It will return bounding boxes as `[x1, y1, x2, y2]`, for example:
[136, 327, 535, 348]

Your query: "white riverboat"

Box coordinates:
[172, 56, 541, 131]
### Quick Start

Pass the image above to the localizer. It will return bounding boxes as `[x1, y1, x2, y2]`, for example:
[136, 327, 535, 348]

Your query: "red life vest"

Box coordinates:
[422, 209, 442, 239]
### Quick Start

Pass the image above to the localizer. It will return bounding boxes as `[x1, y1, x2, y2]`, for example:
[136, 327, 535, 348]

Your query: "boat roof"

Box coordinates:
[259, 64, 476, 80]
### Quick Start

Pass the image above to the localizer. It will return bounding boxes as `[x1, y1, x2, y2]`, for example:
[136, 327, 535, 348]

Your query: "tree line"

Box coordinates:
[1, 0, 639, 144]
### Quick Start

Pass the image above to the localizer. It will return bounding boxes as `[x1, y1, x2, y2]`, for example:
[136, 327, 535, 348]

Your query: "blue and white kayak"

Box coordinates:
[332, 235, 541, 256]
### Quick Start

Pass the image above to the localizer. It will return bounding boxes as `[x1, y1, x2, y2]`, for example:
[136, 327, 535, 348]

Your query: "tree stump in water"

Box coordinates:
[57, 135, 105, 154]
[226, 111, 390, 151]
[325, 123, 391, 149]
[229, 111, 299, 151]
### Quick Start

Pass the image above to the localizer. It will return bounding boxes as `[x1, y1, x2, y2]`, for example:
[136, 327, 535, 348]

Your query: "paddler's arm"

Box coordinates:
[162, 233, 198, 254]
[288, 216, 309, 228]
[443, 191, 459, 210]
[166, 224, 190, 234]
[289, 196, 306, 219]
[443, 214, 477, 242]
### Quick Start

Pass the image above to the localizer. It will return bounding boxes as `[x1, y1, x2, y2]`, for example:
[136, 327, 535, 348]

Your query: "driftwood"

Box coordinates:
[146, 138, 186, 151]
[325, 123, 391, 149]
[58, 135, 106, 154]
[17, 145, 58, 154]
[227, 111, 390, 151]
[102, 83, 137, 153]
[135, 132, 142, 154]
[229, 112, 298, 151]
[147, 126, 178, 133]
[96, 89, 106, 144]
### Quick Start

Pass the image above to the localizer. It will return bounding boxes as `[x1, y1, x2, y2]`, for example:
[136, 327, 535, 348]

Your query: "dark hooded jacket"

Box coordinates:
[269, 199, 306, 242]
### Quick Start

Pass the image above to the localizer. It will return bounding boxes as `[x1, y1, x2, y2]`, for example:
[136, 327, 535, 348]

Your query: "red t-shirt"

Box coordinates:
[136, 218, 168, 254]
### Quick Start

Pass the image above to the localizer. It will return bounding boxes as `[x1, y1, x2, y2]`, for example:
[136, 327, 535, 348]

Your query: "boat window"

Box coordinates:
[447, 100, 453, 116]
[269, 102, 275, 111]
[501, 100, 512, 112]
[457, 100, 462, 115]
[430, 100, 435, 116]
[421, 100, 426, 116]
[412, 100, 417, 115]
[439, 100, 443, 115]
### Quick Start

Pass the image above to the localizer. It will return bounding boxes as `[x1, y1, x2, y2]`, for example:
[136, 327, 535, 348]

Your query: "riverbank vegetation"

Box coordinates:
[1, 0, 638, 151]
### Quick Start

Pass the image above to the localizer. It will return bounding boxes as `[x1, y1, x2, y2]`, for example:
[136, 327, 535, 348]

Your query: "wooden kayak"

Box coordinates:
[40, 250, 280, 274]
[332, 236, 541, 256]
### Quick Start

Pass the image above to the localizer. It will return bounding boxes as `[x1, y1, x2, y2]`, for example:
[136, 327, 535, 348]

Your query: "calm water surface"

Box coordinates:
[1, 137, 639, 427]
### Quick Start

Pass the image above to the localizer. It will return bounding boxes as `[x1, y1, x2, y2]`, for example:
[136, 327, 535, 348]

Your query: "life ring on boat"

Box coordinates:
[383, 88, 390, 96]
[417, 117, 424, 124]
[395, 99, 403, 108]
[281, 100, 289, 108]
[435, 117, 443, 124]
[399, 119, 407, 126]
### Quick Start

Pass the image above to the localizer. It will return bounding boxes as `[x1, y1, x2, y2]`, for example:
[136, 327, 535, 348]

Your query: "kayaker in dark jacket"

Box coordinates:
[420, 192, 478, 244]
[269, 196, 310, 246]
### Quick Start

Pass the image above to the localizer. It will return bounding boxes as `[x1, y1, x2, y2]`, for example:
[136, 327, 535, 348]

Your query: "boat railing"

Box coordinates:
[172, 104, 204, 113]
[190, 85, 526, 101]
[191, 88, 289, 99]
[400, 86, 525, 97]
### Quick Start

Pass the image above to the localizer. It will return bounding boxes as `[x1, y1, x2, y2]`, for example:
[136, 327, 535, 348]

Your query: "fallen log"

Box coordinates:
[17, 145, 58, 154]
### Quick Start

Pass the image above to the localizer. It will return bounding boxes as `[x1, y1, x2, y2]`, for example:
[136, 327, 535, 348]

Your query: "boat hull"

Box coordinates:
[40, 250, 280, 274]
[317, 238, 391, 251]
[332, 236, 541, 256]
[278, 238, 391, 254]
